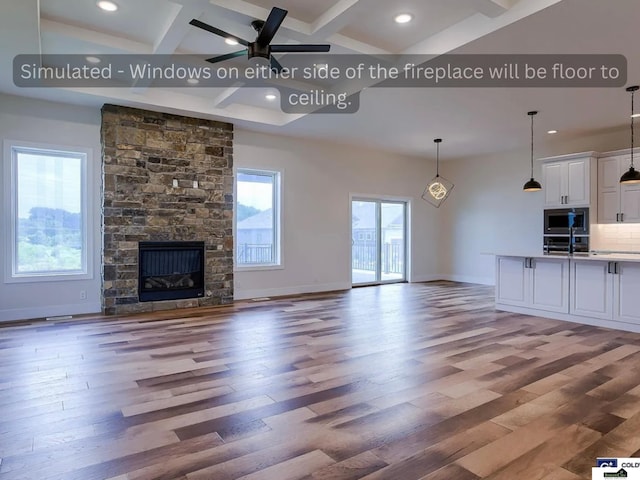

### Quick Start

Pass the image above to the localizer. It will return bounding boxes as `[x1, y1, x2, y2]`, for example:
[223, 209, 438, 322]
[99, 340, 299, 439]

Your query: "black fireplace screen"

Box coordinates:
[138, 241, 205, 302]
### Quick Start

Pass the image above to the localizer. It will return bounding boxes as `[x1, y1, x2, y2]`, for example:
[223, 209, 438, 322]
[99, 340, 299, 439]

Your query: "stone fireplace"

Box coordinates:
[101, 104, 234, 315]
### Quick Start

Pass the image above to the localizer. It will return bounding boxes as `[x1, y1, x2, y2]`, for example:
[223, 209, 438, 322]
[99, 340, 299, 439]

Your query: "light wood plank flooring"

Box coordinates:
[1, 281, 639, 479]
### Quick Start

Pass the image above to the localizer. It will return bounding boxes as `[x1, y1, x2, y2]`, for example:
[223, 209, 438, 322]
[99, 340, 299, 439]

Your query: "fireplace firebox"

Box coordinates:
[138, 241, 205, 302]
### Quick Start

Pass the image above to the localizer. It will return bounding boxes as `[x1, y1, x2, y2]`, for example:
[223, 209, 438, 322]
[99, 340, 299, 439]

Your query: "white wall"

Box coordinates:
[440, 129, 631, 285]
[0, 94, 102, 321]
[234, 129, 441, 299]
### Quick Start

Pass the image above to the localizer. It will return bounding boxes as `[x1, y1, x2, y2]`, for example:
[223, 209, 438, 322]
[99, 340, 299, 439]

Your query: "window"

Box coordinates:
[235, 169, 281, 268]
[4, 142, 90, 281]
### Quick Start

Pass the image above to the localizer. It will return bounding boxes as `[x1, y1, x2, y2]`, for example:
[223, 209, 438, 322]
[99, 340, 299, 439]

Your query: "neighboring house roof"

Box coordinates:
[352, 203, 403, 230]
[237, 209, 272, 229]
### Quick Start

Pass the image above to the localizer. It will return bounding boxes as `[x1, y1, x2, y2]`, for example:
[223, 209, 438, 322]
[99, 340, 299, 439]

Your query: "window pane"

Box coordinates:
[236, 170, 277, 265]
[14, 149, 84, 274]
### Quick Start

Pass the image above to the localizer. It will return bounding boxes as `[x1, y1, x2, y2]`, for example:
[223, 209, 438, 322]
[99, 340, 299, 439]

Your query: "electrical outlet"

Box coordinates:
[172, 179, 178, 188]
[193, 180, 198, 188]
[80, 290, 87, 300]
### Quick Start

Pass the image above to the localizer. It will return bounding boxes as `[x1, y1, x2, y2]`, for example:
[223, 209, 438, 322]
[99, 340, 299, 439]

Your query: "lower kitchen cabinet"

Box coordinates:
[496, 256, 569, 314]
[568, 259, 640, 324]
[496, 256, 640, 330]
[616, 261, 640, 323]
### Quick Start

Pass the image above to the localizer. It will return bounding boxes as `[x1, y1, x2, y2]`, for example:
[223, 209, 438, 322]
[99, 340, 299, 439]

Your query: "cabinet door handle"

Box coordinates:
[607, 262, 613, 274]
[620, 213, 624, 223]
[616, 213, 620, 222]
[615, 262, 620, 275]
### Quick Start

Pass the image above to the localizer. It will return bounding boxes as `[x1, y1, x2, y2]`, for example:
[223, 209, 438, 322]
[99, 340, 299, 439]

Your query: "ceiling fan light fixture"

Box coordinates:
[97, 1, 118, 12]
[394, 13, 413, 24]
[187, 78, 200, 85]
[85, 56, 101, 64]
[621, 85, 640, 184]
[523, 110, 542, 192]
[265, 93, 277, 101]
[225, 38, 239, 46]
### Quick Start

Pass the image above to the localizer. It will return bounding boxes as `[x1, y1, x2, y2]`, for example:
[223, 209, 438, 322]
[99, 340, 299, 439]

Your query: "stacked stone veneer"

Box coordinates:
[101, 104, 234, 315]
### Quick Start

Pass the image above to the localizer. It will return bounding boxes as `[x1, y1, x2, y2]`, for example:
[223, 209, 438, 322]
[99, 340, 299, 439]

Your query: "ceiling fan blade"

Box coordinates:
[256, 7, 287, 46]
[205, 49, 248, 64]
[189, 19, 249, 46]
[270, 44, 331, 53]
[270, 56, 285, 74]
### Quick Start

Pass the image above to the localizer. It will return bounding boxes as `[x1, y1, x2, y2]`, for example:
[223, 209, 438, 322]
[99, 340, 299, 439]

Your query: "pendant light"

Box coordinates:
[620, 85, 640, 184]
[422, 138, 454, 208]
[523, 110, 542, 192]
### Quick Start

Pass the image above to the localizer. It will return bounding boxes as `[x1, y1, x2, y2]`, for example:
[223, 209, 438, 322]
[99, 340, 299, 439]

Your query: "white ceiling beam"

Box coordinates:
[132, 2, 209, 91]
[40, 19, 152, 53]
[206, 0, 382, 54]
[470, 0, 515, 18]
[210, 85, 242, 108]
[207, 0, 311, 35]
[404, 0, 563, 55]
[309, 0, 366, 38]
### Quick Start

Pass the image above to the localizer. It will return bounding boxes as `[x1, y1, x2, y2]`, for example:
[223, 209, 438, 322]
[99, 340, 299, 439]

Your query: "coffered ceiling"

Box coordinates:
[0, 0, 639, 158]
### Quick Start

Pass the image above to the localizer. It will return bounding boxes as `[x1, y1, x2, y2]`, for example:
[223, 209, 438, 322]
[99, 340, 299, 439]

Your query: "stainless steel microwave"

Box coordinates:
[544, 208, 589, 235]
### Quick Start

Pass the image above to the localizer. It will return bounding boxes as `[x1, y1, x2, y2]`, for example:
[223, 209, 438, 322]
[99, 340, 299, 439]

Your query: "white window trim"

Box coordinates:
[234, 167, 284, 272]
[3, 140, 94, 284]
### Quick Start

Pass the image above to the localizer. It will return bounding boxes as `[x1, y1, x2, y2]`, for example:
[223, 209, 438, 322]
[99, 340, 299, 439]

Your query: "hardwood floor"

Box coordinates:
[1, 281, 640, 480]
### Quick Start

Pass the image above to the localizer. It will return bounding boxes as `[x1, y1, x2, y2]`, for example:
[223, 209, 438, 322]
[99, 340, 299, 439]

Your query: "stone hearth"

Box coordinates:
[101, 104, 234, 315]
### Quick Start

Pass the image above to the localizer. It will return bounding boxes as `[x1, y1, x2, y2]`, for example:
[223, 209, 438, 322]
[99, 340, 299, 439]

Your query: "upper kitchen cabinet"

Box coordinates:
[597, 151, 640, 224]
[541, 152, 596, 208]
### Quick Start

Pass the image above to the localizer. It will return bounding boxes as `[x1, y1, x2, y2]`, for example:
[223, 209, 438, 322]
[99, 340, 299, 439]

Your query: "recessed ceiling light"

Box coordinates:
[86, 56, 101, 64]
[547, 130, 558, 134]
[315, 63, 328, 70]
[632, 113, 640, 118]
[394, 13, 413, 24]
[97, 1, 118, 12]
[225, 38, 239, 46]
[265, 93, 277, 101]
[187, 78, 199, 85]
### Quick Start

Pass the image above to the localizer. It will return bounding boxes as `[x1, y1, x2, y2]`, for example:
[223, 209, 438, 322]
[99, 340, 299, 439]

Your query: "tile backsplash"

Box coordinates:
[591, 223, 640, 252]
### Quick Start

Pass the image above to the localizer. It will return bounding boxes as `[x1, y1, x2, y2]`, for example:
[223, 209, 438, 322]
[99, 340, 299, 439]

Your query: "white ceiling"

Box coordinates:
[0, 0, 638, 159]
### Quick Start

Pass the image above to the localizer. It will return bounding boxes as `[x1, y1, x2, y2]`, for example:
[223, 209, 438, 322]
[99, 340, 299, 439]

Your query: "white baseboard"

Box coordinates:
[0, 302, 102, 323]
[235, 282, 352, 301]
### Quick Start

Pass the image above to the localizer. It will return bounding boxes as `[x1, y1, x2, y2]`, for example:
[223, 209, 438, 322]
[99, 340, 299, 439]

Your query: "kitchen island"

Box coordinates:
[495, 253, 640, 333]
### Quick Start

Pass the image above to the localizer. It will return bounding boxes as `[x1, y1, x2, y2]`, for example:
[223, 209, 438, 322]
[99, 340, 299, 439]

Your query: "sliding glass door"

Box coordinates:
[352, 199, 406, 286]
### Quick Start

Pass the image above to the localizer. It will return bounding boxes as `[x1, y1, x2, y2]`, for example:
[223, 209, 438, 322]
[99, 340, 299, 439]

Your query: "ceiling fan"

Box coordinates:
[189, 7, 331, 73]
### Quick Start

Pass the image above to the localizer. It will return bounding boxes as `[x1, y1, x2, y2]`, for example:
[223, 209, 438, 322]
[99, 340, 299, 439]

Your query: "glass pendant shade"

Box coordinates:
[422, 138, 454, 208]
[621, 85, 640, 184]
[523, 110, 542, 192]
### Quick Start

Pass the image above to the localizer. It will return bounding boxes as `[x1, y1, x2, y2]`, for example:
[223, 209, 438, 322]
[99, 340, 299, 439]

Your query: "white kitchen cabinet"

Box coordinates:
[496, 256, 569, 313]
[597, 154, 640, 224]
[570, 259, 640, 325]
[542, 156, 592, 207]
[570, 260, 613, 319]
[617, 262, 640, 324]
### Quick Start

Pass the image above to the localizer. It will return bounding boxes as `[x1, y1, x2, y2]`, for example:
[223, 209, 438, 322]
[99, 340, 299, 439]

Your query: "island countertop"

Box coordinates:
[489, 252, 640, 263]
